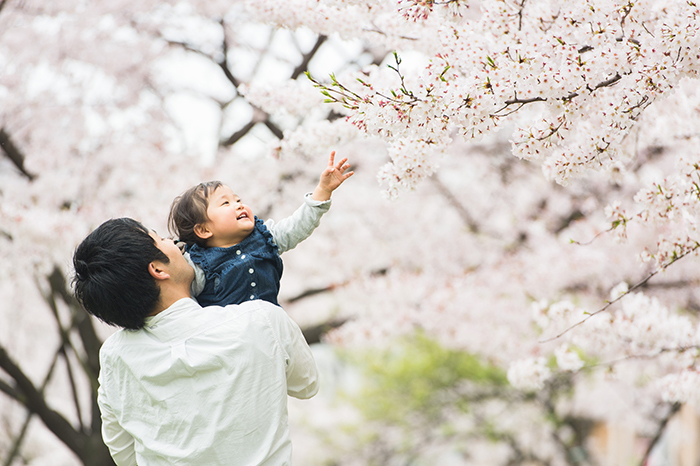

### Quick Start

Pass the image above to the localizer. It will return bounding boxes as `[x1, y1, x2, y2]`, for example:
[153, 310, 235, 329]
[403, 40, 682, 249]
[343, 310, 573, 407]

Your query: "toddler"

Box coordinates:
[168, 151, 353, 307]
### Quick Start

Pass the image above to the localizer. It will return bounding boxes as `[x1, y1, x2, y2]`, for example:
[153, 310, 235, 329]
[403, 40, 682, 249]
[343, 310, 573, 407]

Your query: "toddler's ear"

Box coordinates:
[193, 224, 213, 240]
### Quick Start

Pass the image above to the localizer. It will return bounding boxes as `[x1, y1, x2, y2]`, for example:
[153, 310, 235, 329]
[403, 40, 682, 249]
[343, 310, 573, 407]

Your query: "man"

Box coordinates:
[72, 218, 319, 465]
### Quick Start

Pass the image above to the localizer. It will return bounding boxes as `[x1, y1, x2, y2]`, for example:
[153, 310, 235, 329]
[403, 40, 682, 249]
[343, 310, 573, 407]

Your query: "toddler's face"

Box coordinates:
[202, 185, 255, 247]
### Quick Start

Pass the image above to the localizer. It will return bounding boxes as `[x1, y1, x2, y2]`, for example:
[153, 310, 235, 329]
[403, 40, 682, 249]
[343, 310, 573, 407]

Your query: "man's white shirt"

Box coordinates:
[97, 298, 319, 465]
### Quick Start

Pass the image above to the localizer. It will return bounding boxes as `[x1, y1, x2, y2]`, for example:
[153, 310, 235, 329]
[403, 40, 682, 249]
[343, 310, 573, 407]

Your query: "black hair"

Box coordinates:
[72, 218, 169, 330]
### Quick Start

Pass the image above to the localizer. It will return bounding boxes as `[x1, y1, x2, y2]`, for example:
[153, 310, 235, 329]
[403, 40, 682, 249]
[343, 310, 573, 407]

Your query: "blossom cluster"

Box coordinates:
[509, 289, 700, 402]
[632, 156, 700, 266]
[600, 155, 700, 270]
[283, 0, 700, 195]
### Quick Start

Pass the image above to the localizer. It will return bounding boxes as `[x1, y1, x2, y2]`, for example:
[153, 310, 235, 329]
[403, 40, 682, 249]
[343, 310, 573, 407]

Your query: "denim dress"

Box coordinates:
[187, 218, 284, 307]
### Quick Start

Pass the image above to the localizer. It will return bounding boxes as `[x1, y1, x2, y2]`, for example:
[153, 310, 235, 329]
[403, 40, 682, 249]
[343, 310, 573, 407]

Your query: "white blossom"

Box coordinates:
[507, 357, 552, 391]
[554, 345, 585, 372]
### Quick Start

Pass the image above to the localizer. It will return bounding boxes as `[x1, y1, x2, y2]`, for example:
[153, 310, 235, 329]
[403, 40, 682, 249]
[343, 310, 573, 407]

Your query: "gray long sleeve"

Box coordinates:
[264, 193, 331, 255]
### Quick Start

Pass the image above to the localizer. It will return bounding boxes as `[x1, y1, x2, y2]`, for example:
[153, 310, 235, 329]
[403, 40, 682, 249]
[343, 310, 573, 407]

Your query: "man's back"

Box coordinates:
[97, 298, 318, 466]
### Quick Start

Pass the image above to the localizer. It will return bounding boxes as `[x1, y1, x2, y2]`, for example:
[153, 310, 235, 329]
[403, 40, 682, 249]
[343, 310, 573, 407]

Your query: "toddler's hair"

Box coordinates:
[168, 181, 223, 246]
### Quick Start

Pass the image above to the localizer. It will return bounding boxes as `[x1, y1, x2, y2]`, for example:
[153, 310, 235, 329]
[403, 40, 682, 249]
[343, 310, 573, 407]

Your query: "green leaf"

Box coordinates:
[344, 331, 508, 424]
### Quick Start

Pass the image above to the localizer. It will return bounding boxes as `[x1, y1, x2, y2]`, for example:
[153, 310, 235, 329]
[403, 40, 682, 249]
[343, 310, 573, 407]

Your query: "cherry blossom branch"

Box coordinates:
[2, 348, 61, 466]
[216, 18, 240, 88]
[429, 176, 480, 233]
[286, 281, 349, 304]
[362, 21, 420, 41]
[46, 266, 104, 431]
[553, 209, 584, 235]
[283, 269, 394, 343]
[0, 346, 84, 457]
[300, 318, 351, 345]
[580, 345, 700, 372]
[0, 378, 20, 402]
[590, 72, 622, 92]
[162, 23, 287, 145]
[485, 428, 551, 465]
[221, 120, 257, 146]
[309, 51, 427, 115]
[291, 34, 327, 80]
[38, 280, 85, 432]
[0, 128, 36, 181]
[515, 0, 527, 31]
[307, 72, 365, 110]
[492, 73, 622, 118]
[398, 0, 470, 23]
[569, 225, 615, 246]
[0, 267, 120, 465]
[639, 402, 682, 466]
[282, 278, 353, 344]
[0, 267, 113, 464]
[492, 94, 547, 117]
[385, 52, 423, 105]
[540, 244, 700, 343]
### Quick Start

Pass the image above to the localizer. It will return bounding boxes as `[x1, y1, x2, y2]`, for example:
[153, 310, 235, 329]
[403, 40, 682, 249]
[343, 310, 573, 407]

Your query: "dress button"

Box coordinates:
[249, 295, 255, 300]
[251, 282, 256, 287]
[241, 254, 246, 259]
[236, 250, 241, 255]
[249, 268, 254, 274]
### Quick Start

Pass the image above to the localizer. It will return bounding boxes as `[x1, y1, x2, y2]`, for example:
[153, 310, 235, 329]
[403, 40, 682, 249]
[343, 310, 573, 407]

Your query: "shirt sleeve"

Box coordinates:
[264, 304, 320, 399]
[98, 360, 137, 466]
[264, 193, 331, 255]
[184, 251, 206, 297]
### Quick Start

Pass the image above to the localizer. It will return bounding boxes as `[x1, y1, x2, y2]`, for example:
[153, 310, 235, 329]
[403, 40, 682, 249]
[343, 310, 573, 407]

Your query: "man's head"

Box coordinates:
[73, 218, 191, 330]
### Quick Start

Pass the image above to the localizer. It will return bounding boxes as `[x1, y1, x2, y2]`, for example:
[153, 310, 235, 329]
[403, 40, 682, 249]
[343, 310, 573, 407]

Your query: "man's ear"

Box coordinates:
[148, 261, 171, 281]
[193, 223, 213, 240]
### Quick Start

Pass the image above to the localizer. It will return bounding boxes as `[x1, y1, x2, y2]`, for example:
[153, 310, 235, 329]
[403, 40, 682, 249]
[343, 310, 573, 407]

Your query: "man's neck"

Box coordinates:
[150, 283, 192, 316]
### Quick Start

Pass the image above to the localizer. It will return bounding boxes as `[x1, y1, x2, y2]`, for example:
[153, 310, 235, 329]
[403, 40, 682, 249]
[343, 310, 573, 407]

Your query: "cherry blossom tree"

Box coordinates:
[242, 0, 700, 463]
[1, 0, 700, 465]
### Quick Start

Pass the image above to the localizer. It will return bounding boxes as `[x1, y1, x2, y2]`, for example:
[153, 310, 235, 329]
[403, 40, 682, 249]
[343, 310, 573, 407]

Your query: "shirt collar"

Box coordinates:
[144, 297, 199, 329]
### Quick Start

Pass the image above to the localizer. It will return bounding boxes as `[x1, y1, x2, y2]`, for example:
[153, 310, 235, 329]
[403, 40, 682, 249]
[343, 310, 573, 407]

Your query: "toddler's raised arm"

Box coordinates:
[311, 151, 354, 202]
[267, 151, 353, 254]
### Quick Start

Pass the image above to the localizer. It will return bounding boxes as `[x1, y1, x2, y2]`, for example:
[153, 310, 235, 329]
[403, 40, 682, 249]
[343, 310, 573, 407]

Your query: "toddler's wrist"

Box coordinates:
[311, 185, 333, 201]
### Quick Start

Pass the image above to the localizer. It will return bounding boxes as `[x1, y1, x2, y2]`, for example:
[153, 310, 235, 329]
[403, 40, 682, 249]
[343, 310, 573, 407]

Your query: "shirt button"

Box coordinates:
[249, 295, 255, 300]
[251, 282, 256, 287]
[236, 250, 241, 255]
[249, 268, 254, 274]
[241, 254, 246, 259]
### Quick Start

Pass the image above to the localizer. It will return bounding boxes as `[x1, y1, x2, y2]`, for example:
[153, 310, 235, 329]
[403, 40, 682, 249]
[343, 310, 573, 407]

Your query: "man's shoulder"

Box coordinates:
[218, 299, 284, 320]
[181, 299, 287, 336]
[102, 328, 132, 346]
[217, 300, 291, 334]
[100, 300, 285, 348]
[99, 328, 136, 364]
